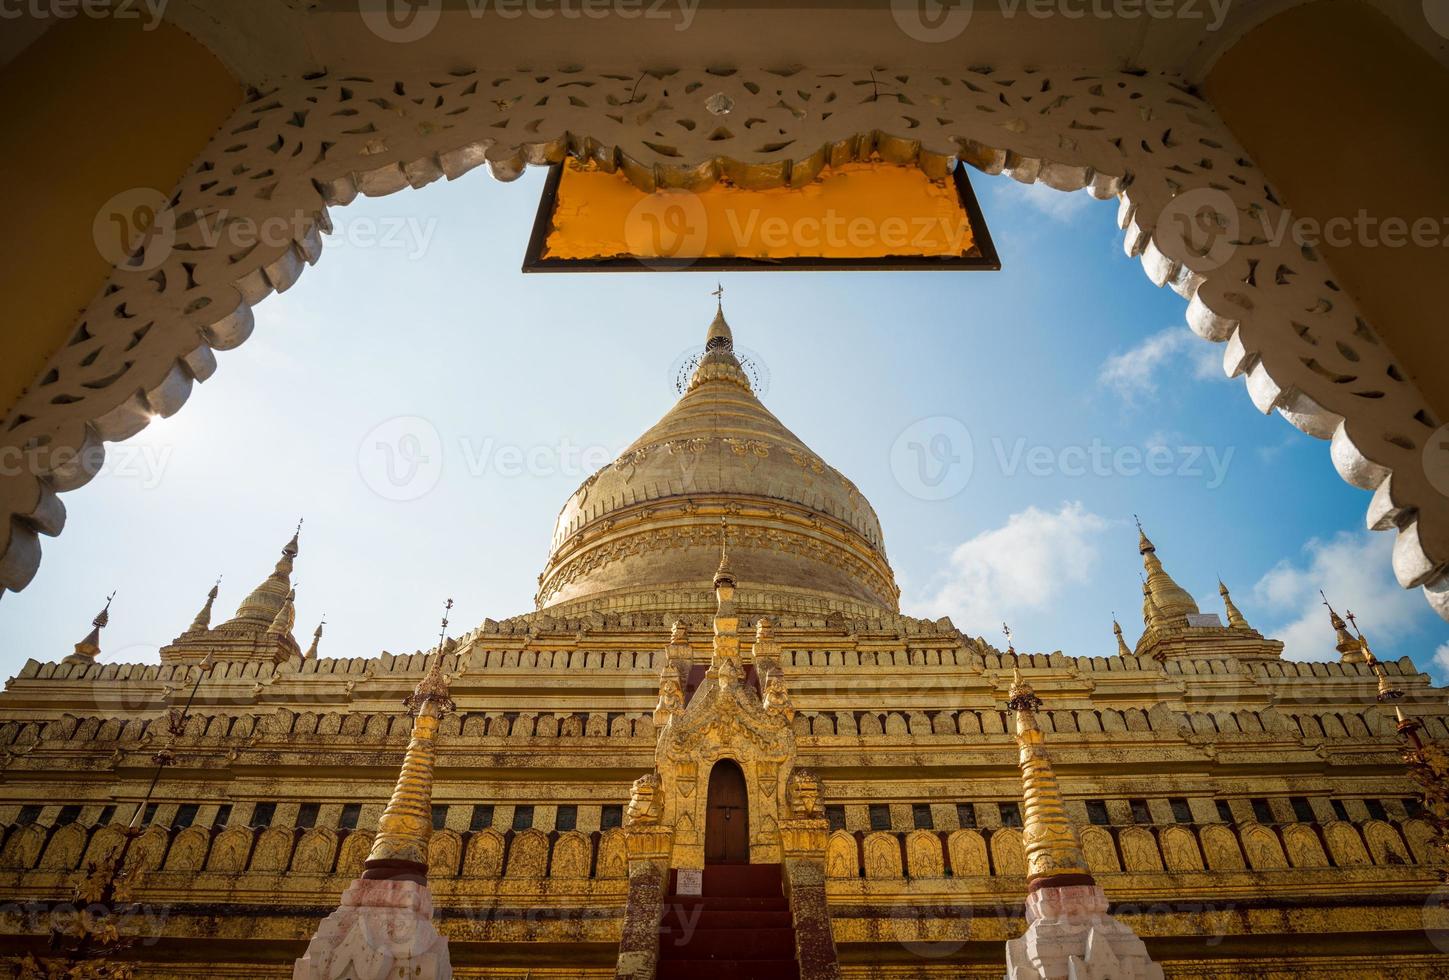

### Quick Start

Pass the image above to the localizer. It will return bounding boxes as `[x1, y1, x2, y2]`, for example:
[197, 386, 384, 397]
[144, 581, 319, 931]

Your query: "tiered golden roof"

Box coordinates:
[537, 304, 898, 620]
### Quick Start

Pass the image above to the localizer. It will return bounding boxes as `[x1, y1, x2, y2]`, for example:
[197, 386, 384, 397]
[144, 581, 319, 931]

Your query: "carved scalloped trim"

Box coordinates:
[1, 66, 1442, 621]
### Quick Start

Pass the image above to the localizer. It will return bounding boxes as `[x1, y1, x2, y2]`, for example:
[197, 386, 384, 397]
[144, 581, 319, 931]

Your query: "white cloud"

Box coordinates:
[1435, 641, 1449, 677]
[1098, 327, 1224, 404]
[1014, 182, 1093, 222]
[903, 502, 1109, 633]
[1252, 531, 1423, 662]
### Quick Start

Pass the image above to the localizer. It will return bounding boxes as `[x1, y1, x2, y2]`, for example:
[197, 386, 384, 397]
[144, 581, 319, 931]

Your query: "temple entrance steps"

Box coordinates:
[657, 863, 800, 980]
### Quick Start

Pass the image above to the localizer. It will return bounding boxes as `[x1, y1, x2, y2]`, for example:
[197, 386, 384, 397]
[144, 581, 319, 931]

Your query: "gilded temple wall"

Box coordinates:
[1, 612, 1446, 976]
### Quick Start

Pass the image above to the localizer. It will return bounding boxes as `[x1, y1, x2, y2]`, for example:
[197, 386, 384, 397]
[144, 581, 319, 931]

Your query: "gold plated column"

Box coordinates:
[365, 601, 456, 881]
[1007, 669, 1093, 890]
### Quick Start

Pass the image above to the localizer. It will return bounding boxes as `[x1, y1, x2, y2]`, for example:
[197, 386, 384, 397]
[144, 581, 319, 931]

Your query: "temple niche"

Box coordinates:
[0, 304, 1446, 980]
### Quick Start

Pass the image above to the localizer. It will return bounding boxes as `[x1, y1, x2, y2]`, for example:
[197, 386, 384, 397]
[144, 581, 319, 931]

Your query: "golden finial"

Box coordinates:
[713, 516, 735, 587]
[712, 281, 724, 308]
[1321, 591, 1363, 662]
[190, 576, 221, 632]
[1005, 666, 1091, 885]
[1002, 622, 1016, 657]
[1219, 579, 1249, 629]
[1134, 513, 1153, 554]
[304, 617, 324, 660]
[1113, 616, 1131, 657]
[1342, 608, 1403, 703]
[705, 292, 734, 352]
[405, 598, 456, 715]
[65, 591, 116, 665]
[366, 598, 455, 878]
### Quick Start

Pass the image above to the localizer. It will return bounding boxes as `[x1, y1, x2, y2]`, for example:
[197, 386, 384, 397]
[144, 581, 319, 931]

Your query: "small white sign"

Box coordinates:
[1185, 613, 1223, 628]
[677, 869, 703, 896]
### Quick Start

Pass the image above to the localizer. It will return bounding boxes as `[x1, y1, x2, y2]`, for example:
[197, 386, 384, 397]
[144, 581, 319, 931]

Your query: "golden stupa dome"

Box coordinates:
[536, 304, 898, 619]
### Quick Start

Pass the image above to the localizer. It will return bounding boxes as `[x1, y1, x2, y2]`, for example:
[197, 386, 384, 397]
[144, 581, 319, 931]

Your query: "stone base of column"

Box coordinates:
[783, 856, 842, 980]
[614, 856, 669, 980]
[293, 876, 451, 980]
[1005, 881, 1162, 980]
[781, 817, 840, 980]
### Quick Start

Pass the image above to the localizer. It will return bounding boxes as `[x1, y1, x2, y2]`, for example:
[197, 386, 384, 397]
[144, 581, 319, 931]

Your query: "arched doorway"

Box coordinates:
[704, 759, 749, 864]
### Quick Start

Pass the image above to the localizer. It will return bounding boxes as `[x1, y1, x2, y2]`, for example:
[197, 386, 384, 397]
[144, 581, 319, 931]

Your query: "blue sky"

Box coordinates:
[4, 167, 1446, 682]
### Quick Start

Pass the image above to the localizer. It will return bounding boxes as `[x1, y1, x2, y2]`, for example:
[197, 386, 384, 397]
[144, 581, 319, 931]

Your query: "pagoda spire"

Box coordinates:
[63, 592, 115, 666]
[1321, 592, 1363, 663]
[1219, 579, 1250, 629]
[1003, 668, 1163, 978]
[267, 587, 297, 638]
[231, 521, 301, 625]
[687, 292, 752, 394]
[296, 601, 455, 978]
[1113, 617, 1131, 657]
[1141, 577, 1164, 630]
[365, 599, 456, 880]
[1006, 669, 1091, 884]
[189, 578, 221, 632]
[304, 618, 324, 660]
[706, 282, 732, 350]
[1135, 517, 1199, 623]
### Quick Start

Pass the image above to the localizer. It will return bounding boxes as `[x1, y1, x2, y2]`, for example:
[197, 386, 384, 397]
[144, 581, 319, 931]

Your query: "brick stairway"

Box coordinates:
[657, 863, 800, 980]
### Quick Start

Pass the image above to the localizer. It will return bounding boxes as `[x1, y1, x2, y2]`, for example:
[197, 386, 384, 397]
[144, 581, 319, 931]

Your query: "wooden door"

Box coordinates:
[704, 759, 750, 864]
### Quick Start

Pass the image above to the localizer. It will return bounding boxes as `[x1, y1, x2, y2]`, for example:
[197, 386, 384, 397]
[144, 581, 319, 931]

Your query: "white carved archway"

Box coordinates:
[2, 67, 1444, 619]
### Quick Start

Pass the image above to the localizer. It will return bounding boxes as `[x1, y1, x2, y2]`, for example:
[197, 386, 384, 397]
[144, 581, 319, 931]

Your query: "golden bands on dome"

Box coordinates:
[538, 497, 898, 615]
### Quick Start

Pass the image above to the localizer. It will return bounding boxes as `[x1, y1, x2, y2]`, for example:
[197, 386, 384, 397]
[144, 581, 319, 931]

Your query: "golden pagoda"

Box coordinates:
[0, 303, 1446, 979]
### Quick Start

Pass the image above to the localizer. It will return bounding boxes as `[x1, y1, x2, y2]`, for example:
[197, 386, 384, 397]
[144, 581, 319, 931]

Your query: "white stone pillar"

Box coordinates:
[1005, 881, 1162, 980]
[293, 876, 451, 980]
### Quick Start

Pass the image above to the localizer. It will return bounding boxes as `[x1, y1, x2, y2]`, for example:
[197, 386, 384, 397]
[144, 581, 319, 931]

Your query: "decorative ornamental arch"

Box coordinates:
[3, 66, 1444, 618]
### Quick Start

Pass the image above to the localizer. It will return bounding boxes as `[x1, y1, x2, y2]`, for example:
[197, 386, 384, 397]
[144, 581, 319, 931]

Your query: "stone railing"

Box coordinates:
[10, 702, 1437, 755]
[0, 705, 659, 749]
[823, 817, 1443, 881]
[0, 819, 629, 883]
[793, 706, 1161, 738]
